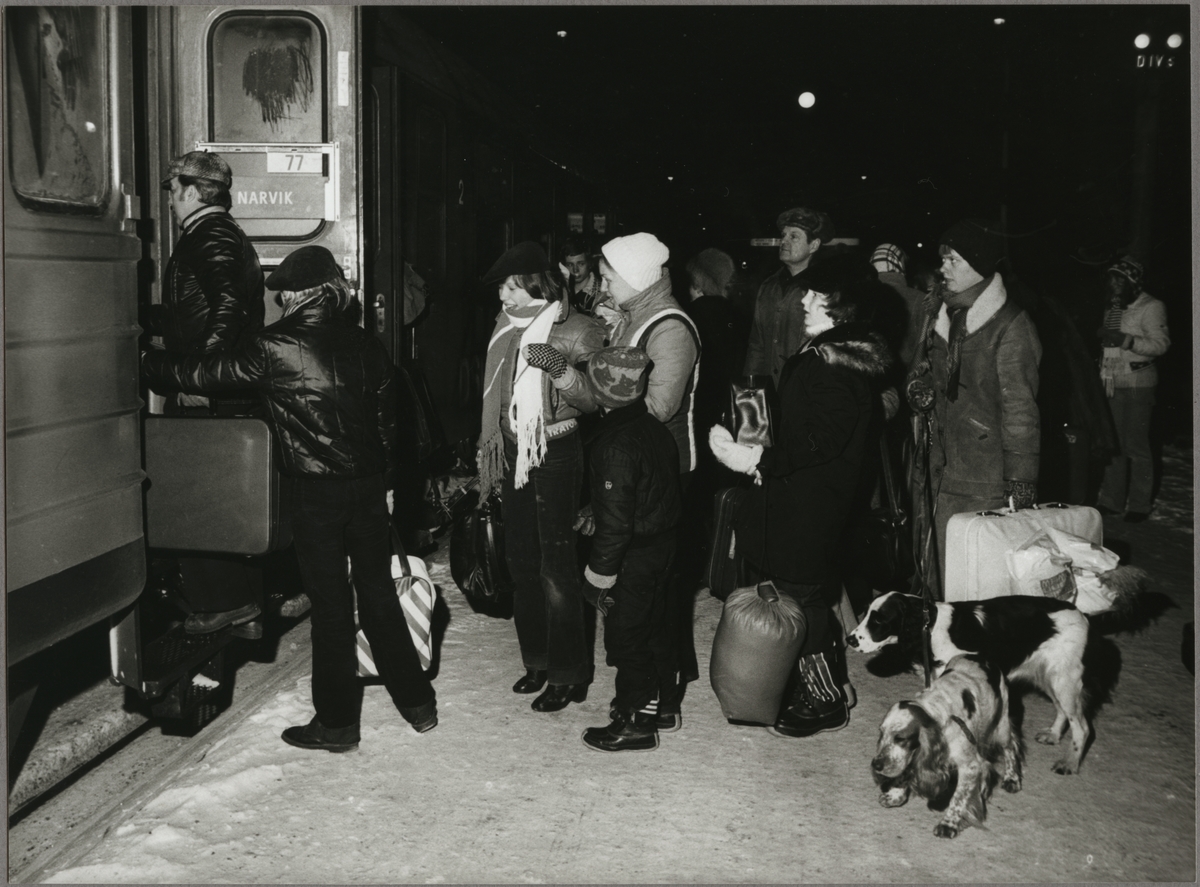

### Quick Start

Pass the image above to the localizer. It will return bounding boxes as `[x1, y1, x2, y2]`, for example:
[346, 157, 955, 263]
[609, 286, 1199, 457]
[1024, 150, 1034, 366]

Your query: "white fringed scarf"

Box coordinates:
[477, 299, 558, 499]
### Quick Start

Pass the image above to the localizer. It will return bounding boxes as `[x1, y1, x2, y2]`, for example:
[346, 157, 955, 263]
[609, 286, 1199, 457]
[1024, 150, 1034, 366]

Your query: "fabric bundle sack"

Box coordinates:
[448, 480, 515, 610]
[728, 375, 776, 447]
[710, 581, 806, 724]
[353, 527, 436, 674]
[1006, 525, 1124, 615]
[704, 486, 749, 600]
[944, 502, 1102, 602]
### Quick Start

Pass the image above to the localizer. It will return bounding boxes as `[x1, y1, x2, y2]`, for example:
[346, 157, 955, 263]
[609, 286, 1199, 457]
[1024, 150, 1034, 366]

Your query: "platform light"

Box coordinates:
[798, 91, 815, 109]
[1167, 33, 1183, 49]
[994, 17, 1005, 25]
[860, 175, 867, 180]
[557, 30, 567, 38]
[667, 176, 674, 182]
[917, 242, 923, 248]
[1134, 33, 1151, 49]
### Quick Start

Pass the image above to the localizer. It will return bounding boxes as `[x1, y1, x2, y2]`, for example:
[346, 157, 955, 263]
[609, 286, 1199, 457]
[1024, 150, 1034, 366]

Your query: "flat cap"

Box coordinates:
[265, 246, 344, 292]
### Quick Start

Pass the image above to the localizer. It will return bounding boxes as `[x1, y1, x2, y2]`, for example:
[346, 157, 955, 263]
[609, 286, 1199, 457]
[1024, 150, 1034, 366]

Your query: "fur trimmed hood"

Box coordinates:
[806, 322, 892, 377]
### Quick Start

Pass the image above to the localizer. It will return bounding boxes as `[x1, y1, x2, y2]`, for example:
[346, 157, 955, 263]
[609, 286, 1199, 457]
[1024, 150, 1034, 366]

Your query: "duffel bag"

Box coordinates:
[448, 481, 515, 612]
[710, 581, 806, 725]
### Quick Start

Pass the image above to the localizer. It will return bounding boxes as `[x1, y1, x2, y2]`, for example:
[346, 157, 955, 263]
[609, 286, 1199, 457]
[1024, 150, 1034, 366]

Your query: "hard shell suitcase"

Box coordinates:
[144, 417, 291, 555]
[943, 502, 1102, 602]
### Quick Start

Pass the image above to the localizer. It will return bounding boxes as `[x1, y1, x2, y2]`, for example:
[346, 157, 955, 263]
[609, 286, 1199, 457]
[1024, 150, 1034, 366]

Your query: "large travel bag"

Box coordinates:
[943, 502, 1102, 602]
[703, 486, 749, 601]
[144, 417, 291, 555]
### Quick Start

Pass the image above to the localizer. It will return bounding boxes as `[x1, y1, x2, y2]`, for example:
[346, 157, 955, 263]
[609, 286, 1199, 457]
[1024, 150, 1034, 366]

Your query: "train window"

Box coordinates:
[5, 7, 110, 212]
[210, 14, 324, 144]
[411, 105, 447, 281]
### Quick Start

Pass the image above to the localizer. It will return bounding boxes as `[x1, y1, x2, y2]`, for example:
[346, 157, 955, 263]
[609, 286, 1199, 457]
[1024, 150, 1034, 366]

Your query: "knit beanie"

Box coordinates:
[870, 243, 908, 275]
[687, 248, 736, 296]
[1108, 255, 1144, 290]
[587, 346, 651, 409]
[601, 233, 670, 293]
[939, 218, 1005, 277]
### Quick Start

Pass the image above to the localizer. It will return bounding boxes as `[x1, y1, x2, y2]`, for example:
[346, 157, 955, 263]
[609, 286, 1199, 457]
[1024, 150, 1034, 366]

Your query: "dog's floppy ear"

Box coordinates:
[907, 703, 956, 809]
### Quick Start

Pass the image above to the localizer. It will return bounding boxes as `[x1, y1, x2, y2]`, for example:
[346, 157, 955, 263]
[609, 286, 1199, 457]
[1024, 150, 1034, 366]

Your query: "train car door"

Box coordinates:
[168, 5, 361, 315]
[3, 6, 148, 667]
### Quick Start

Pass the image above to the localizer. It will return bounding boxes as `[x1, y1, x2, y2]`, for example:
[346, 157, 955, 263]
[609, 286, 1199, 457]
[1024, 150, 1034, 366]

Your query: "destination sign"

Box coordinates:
[195, 142, 339, 221]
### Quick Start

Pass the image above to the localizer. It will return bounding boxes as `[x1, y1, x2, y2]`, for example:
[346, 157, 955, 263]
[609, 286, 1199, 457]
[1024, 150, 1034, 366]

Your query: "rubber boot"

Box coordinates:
[768, 652, 850, 738]
[582, 710, 659, 752]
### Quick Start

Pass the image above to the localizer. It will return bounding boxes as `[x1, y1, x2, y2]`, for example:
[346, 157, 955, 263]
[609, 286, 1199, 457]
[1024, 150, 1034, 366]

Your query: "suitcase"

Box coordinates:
[144, 417, 291, 555]
[448, 482, 515, 612]
[703, 486, 749, 601]
[943, 502, 1103, 602]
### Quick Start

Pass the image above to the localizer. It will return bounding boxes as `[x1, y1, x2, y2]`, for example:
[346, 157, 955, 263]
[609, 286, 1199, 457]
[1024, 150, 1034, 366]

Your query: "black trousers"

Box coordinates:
[603, 535, 678, 715]
[289, 474, 433, 728]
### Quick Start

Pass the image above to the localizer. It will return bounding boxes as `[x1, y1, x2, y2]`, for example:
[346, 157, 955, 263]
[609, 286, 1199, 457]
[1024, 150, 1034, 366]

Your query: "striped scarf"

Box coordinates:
[939, 275, 992, 402]
[477, 300, 557, 500]
[1099, 298, 1124, 397]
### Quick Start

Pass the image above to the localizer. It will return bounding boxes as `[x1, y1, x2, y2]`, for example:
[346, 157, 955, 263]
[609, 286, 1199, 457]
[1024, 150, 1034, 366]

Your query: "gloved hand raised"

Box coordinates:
[573, 503, 595, 536]
[1004, 478, 1037, 510]
[524, 343, 568, 379]
[708, 424, 763, 476]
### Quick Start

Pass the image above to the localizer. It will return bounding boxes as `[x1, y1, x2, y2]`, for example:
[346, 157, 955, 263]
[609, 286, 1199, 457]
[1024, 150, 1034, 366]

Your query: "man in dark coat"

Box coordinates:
[710, 271, 892, 739]
[146, 151, 267, 635]
[143, 246, 436, 752]
[580, 347, 682, 753]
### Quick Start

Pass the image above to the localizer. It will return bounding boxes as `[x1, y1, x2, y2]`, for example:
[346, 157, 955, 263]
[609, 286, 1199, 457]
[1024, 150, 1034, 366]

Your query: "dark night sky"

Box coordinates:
[401, 3, 1190, 300]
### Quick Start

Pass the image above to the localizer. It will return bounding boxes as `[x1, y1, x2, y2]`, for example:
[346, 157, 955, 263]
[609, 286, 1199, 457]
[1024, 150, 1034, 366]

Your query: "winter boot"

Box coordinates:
[582, 710, 659, 752]
[768, 652, 850, 738]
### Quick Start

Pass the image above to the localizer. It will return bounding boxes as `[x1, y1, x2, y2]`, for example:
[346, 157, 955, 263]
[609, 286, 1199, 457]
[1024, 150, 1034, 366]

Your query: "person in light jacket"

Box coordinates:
[1096, 255, 1169, 522]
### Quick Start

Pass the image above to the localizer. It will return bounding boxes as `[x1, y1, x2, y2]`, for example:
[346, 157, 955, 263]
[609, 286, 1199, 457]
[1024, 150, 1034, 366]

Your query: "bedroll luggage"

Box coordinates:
[709, 582, 806, 724]
[703, 486, 749, 601]
[944, 502, 1103, 602]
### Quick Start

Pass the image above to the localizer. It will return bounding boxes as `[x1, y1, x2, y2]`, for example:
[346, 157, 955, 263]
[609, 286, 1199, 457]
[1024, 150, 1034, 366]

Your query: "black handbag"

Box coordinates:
[728, 375, 776, 448]
[448, 480, 515, 613]
[846, 437, 912, 591]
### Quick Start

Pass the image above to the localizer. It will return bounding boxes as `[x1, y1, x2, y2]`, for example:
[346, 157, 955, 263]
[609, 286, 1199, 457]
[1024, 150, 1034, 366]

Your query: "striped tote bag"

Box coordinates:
[353, 527, 436, 674]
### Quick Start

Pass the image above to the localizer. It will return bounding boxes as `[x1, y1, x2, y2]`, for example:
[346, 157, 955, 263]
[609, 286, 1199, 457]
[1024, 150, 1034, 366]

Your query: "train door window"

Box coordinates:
[5, 6, 110, 212]
[412, 104, 447, 283]
[210, 14, 324, 144]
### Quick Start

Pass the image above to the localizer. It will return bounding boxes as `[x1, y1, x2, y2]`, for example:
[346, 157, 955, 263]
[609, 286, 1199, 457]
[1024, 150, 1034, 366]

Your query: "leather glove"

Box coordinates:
[583, 580, 615, 617]
[573, 503, 595, 536]
[524, 343, 568, 379]
[708, 425, 763, 476]
[1004, 479, 1037, 510]
[881, 387, 900, 421]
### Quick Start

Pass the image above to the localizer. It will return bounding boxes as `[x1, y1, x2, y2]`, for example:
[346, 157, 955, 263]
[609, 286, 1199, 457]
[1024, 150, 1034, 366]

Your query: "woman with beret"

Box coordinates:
[477, 242, 606, 712]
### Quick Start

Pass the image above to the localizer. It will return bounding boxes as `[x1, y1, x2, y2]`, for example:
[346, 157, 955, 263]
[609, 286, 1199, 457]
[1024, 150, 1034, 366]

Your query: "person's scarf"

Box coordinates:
[477, 299, 558, 500]
[939, 274, 993, 402]
[1099, 296, 1125, 397]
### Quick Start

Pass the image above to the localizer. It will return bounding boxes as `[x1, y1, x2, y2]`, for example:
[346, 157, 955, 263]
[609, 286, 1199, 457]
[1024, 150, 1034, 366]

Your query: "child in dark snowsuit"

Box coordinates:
[580, 346, 682, 752]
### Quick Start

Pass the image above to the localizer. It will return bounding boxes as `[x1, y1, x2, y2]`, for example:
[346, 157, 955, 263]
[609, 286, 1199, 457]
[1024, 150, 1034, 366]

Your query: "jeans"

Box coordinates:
[289, 474, 433, 728]
[603, 536, 677, 714]
[1099, 386, 1156, 514]
[503, 434, 590, 686]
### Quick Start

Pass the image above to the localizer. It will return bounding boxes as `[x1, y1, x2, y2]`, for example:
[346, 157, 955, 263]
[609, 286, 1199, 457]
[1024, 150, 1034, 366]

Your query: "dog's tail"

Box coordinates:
[1086, 566, 1176, 635]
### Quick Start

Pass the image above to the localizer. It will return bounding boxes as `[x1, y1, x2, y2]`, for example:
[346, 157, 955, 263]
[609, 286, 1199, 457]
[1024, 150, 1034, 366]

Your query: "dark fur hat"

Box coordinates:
[265, 246, 344, 292]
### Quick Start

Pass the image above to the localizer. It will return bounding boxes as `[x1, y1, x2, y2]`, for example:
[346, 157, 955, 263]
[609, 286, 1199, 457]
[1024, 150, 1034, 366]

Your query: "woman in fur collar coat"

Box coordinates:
[710, 271, 892, 740]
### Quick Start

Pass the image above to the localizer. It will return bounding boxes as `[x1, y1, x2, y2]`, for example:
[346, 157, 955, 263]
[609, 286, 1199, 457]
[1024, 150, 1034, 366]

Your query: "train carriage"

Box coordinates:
[4, 4, 616, 758]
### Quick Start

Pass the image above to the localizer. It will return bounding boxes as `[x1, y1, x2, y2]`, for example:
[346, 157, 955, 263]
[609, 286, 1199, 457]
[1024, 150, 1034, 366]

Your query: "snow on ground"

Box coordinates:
[43, 449, 1195, 884]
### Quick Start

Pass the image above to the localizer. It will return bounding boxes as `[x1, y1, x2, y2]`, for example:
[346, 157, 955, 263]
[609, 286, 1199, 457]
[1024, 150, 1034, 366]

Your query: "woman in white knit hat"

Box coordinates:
[477, 242, 606, 712]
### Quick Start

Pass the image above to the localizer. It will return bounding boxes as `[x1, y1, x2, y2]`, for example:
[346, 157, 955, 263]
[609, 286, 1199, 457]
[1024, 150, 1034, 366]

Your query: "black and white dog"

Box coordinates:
[872, 653, 1021, 838]
[848, 592, 1090, 774]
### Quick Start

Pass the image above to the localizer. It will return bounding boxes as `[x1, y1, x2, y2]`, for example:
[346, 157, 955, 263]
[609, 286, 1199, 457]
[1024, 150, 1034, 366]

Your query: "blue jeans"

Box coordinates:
[1099, 386, 1156, 514]
[503, 434, 590, 686]
[290, 474, 433, 728]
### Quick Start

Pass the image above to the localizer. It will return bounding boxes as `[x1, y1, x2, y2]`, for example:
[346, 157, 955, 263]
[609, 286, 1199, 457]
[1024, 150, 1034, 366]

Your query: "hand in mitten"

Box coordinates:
[1004, 478, 1037, 510]
[573, 503, 596, 536]
[708, 425, 763, 476]
[582, 580, 615, 616]
[524, 343, 568, 379]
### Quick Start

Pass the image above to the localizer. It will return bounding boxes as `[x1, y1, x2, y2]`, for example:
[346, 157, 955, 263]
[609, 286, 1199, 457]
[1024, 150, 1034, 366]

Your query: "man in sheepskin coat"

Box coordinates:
[710, 260, 893, 738]
[906, 219, 1042, 597]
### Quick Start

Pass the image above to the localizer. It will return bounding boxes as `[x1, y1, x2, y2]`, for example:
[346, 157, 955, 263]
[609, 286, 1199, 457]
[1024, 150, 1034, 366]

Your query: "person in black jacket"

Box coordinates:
[710, 272, 891, 739]
[580, 347, 682, 753]
[146, 151, 268, 636]
[142, 246, 436, 752]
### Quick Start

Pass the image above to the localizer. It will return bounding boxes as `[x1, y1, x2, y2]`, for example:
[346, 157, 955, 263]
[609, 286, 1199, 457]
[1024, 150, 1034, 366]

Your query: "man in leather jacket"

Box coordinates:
[147, 151, 267, 637]
[143, 246, 436, 751]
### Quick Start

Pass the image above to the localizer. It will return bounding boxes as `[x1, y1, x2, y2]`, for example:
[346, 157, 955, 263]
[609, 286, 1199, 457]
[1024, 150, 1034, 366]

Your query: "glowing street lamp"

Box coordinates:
[798, 91, 815, 109]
